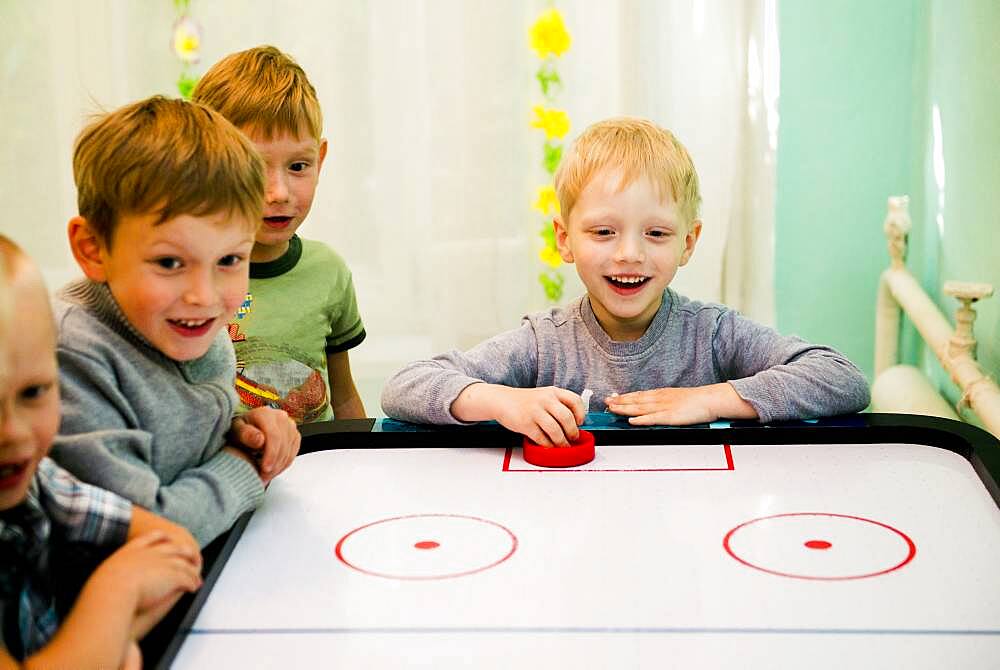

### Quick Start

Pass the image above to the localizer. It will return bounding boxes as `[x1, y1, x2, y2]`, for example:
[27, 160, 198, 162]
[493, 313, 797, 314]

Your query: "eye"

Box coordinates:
[592, 227, 614, 237]
[218, 254, 244, 268]
[289, 161, 310, 173]
[20, 382, 52, 402]
[646, 229, 671, 239]
[154, 257, 182, 270]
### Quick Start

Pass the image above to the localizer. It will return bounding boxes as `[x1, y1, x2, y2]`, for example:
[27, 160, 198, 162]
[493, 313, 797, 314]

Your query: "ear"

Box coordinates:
[317, 138, 329, 173]
[554, 216, 574, 263]
[678, 219, 702, 266]
[67, 216, 109, 282]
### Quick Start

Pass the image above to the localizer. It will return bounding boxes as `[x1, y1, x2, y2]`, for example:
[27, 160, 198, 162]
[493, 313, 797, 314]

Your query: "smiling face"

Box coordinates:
[75, 210, 255, 362]
[555, 168, 701, 341]
[0, 262, 60, 511]
[248, 128, 327, 262]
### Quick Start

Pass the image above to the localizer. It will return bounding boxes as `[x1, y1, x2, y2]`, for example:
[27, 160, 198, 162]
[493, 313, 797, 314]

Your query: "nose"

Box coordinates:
[183, 269, 217, 307]
[613, 231, 646, 263]
[0, 397, 30, 448]
[265, 167, 289, 204]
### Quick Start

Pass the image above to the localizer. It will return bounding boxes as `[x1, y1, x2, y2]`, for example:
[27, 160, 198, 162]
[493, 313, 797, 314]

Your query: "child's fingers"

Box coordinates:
[132, 533, 203, 571]
[606, 389, 648, 406]
[127, 531, 169, 550]
[549, 399, 581, 442]
[536, 407, 577, 446]
[275, 417, 301, 474]
[524, 425, 553, 447]
[607, 401, 659, 416]
[233, 416, 266, 450]
[555, 388, 587, 426]
[120, 641, 143, 670]
[154, 555, 203, 592]
[260, 412, 298, 475]
[627, 411, 673, 426]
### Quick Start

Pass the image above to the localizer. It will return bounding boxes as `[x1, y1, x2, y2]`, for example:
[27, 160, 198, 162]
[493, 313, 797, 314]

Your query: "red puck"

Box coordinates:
[522, 429, 595, 467]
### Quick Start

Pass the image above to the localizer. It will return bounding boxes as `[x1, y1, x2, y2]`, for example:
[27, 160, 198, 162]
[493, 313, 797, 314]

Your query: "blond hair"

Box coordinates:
[73, 96, 265, 246]
[554, 117, 701, 226]
[0, 236, 35, 381]
[193, 45, 323, 141]
[0, 235, 26, 280]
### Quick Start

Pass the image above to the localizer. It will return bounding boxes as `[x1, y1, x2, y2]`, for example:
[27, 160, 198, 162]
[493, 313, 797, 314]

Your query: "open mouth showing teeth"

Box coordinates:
[606, 275, 650, 288]
[168, 318, 212, 330]
[0, 461, 27, 479]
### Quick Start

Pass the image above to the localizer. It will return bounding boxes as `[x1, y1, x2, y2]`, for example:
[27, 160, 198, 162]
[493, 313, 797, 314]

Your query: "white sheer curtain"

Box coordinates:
[0, 0, 776, 416]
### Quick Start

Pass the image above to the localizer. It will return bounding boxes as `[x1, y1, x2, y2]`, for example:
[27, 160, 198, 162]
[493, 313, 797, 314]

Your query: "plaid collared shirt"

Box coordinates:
[0, 457, 131, 659]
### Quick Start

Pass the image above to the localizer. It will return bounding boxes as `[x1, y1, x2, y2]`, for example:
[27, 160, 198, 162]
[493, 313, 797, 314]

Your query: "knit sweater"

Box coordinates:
[49, 279, 264, 547]
[381, 289, 870, 425]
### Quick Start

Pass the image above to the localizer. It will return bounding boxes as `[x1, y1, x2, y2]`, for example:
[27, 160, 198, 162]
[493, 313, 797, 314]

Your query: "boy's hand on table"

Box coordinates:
[128, 506, 202, 571]
[453, 383, 586, 446]
[605, 383, 757, 426]
[230, 407, 301, 483]
[93, 531, 203, 638]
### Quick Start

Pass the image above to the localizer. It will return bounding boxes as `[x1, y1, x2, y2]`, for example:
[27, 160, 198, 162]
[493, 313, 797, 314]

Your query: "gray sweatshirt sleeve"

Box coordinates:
[381, 322, 540, 424]
[51, 348, 264, 547]
[716, 311, 870, 423]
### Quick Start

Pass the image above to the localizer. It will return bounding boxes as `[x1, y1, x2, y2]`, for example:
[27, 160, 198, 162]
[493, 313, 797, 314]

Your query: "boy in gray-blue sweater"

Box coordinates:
[381, 117, 869, 446]
[50, 97, 301, 547]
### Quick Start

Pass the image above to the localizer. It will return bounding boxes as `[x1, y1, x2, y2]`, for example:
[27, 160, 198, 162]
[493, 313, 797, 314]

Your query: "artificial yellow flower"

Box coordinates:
[529, 8, 571, 59]
[172, 15, 201, 63]
[533, 185, 561, 215]
[539, 245, 563, 269]
[530, 106, 570, 140]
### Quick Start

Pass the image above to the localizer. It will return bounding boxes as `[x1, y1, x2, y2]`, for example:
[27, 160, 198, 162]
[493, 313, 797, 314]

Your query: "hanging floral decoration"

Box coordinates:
[171, 0, 201, 99]
[529, 7, 571, 303]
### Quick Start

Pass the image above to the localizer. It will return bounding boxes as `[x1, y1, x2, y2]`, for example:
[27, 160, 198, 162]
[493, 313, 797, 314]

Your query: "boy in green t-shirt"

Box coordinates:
[193, 46, 366, 423]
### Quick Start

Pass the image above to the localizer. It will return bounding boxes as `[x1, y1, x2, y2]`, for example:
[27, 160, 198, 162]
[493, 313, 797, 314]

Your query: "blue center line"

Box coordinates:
[188, 626, 1000, 637]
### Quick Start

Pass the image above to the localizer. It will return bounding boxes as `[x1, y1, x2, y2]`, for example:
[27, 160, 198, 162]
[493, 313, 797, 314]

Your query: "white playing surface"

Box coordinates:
[171, 442, 1000, 669]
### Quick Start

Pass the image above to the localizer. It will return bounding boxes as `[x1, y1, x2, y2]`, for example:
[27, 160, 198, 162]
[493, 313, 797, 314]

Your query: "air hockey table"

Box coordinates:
[150, 413, 1000, 669]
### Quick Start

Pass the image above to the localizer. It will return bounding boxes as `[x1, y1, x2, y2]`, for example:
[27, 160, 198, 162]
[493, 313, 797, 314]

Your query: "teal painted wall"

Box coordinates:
[776, 0, 1000, 424]
[920, 0, 1000, 423]
[775, 1, 926, 382]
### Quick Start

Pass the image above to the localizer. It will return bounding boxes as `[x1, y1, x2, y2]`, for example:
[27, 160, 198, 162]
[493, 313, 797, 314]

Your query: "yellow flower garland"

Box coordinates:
[529, 8, 572, 59]
[529, 7, 571, 302]
[171, 0, 201, 99]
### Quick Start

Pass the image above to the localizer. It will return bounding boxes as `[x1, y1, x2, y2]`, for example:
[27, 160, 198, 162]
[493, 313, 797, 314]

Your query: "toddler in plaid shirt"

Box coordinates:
[0, 238, 202, 668]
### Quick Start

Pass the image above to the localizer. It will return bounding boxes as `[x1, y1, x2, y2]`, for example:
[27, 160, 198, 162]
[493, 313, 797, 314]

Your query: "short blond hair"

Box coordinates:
[554, 117, 701, 226]
[0, 235, 27, 280]
[73, 96, 265, 246]
[193, 45, 323, 142]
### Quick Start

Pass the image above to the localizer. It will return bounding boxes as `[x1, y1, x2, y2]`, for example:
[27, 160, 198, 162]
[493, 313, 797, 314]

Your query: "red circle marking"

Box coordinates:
[722, 512, 916, 581]
[414, 540, 440, 550]
[335, 513, 518, 580]
[804, 540, 832, 550]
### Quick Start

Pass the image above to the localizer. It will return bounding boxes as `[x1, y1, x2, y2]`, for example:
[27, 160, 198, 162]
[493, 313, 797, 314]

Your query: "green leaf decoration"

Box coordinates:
[543, 142, 563, 175]
[177, 72, 199, 100]
[536, 65, 563, 99]
[539, 224, 556, 246]
[539, 271, 565, 302]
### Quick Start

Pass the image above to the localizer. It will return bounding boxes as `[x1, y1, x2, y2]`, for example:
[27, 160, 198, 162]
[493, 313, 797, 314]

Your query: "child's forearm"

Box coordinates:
[450, 382, 501, 422]
[711, 383, 759, 420]
[331, 391, 366, 420]
[327, 351, 366, 419]
[23, 571, 138, 670]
